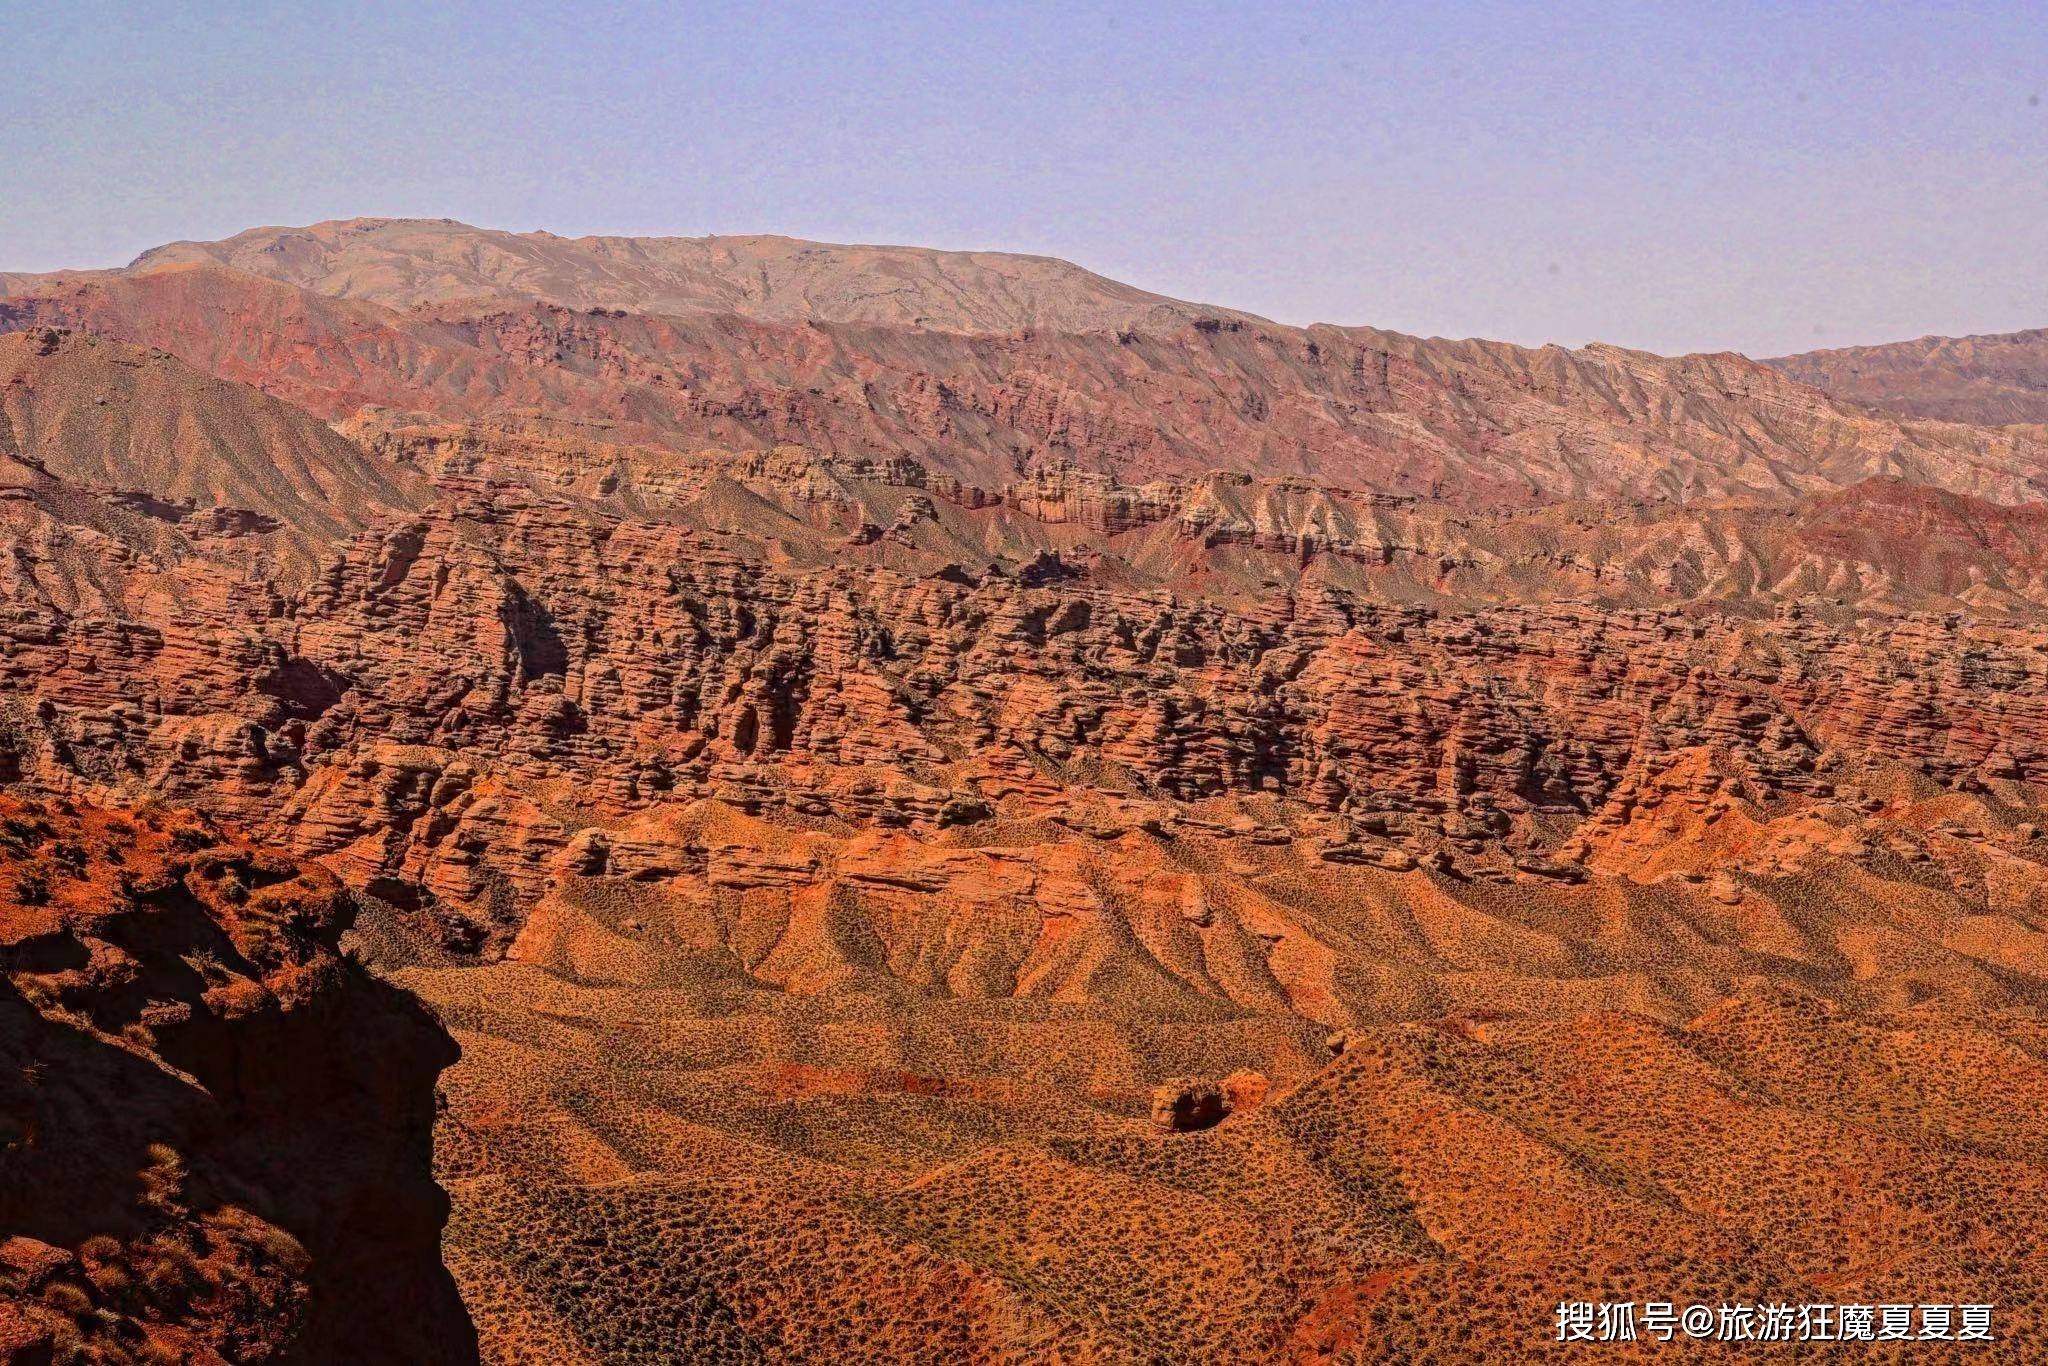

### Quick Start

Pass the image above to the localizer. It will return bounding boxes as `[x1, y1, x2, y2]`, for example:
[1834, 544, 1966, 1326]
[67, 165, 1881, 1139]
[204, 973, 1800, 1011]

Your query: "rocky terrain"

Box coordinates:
[1772, 327, 2048, 426]
[6, 219, 2048, 1360]
[0, 794, 472, 1363]
[8, 221, 2048, 506]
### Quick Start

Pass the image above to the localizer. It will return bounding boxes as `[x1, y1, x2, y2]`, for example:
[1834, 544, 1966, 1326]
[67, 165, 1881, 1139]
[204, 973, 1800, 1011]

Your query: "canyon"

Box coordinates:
[5, 219, 2048, 1360]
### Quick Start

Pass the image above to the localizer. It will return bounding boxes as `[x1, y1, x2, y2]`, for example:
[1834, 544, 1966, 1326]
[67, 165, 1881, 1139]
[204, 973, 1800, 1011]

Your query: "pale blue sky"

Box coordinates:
[4, 0, 2044, 355]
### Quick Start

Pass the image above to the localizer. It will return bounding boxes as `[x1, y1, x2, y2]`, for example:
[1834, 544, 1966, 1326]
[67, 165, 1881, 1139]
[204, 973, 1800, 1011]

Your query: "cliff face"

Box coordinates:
[5, 445, 2048, 953]
[0, 796, 474, 1364]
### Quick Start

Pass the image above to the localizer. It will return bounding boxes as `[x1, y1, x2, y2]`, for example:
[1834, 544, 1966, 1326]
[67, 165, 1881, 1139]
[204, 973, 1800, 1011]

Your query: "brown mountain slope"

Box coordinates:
[1769, 327, 2048, 426]
[7, 257, 2047, 507]
[0, 795, 473, 1363]
[328, 421, 2048, 614]
[412, 928, 2048, 1360]
[0, 271, 108, 298]
[0, 326, 426, 572]
[123, 216, 1261, 334]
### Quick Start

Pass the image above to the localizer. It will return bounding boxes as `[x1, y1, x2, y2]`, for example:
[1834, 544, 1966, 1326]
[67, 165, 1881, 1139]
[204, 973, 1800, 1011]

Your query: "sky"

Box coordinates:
[4, 0, 2044, 357]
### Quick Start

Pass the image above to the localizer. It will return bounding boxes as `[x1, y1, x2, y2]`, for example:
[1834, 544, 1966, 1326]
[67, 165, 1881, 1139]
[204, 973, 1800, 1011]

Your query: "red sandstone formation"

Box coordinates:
[6, 219, 2048, 1360]
[0, 795, 472, 1363]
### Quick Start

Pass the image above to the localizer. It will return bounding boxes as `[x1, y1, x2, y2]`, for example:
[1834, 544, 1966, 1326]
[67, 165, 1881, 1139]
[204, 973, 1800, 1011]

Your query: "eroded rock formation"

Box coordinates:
[0, 795, 473, 1363]
[7, 220, 2048, 1360]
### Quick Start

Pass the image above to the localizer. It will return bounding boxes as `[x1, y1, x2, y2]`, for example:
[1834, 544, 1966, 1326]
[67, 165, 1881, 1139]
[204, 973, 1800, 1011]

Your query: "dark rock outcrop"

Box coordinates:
[0, 796, 474, 1363]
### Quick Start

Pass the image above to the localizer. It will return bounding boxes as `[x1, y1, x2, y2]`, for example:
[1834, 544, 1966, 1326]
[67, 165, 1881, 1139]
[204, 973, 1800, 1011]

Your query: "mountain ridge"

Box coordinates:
[116, 215, 1267, 335]
[8, 222, 2048, 511]
[0, 325, 427, 564]
[1769, 325, 2048, 426]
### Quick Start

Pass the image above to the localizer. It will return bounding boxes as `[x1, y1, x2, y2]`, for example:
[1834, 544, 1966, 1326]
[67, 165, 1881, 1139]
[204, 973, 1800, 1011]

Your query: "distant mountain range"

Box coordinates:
[5, 217, 2045, 510]
[3, 215, 1260, 333]
[1767, 326, 2048, 426]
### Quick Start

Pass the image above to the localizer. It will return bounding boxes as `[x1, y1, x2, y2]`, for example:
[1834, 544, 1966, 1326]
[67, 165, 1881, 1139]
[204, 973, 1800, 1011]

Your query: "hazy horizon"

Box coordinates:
[6, 0, 2045, 357]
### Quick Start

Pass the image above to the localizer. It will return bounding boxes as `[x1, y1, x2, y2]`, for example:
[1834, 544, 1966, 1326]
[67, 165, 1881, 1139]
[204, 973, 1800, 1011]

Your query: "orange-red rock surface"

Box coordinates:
[7, 220, 2048, 1361]
[0, 795, 472, 1363]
